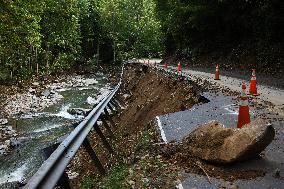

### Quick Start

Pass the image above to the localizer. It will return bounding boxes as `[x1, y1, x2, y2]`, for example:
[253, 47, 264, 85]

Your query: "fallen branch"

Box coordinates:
[194, 161, 212, 184]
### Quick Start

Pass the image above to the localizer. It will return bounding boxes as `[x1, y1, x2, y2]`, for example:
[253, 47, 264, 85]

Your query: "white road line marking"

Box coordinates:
[156, 116, 168, 143]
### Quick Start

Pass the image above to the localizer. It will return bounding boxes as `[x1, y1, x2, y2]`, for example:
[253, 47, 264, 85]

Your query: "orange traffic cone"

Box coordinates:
[237, 83, 251, 128]
[178, 62, 181, 72]
[214, 64, 220, 80]
[164, 63, 168, 69]
[249, 69, 258, 96]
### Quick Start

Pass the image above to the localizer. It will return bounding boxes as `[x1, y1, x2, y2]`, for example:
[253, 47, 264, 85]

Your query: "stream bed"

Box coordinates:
[0, 75, 110, 189]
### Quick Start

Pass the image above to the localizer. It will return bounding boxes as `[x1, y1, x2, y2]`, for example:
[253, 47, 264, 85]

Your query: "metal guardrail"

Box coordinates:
[23, 67, 125, 189]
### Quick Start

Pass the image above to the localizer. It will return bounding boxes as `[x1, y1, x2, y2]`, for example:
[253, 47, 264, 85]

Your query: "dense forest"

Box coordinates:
[0, 0, 163, 82]
[0, 0, 283, 82]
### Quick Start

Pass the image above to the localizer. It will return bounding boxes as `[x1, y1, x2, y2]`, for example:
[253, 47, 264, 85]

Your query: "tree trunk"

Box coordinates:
[36, 47, 39, 75]
[97, 39, 100, 66]
[46, 43, 49, 76]
[113, 41, 116, 63]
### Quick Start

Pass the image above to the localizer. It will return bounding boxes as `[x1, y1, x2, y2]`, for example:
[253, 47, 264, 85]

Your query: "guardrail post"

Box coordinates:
[110, 100, 121, 111]
[104, 109, 116, 128]
[107, 103, 117, 114]
[100, 117, 114, 137]
[83, 139, 106, 175]
[42, 145, 71, 189]
[115, 96, 125, 106]
[115, 98, 124, 107]
[94, 123, 114, 154]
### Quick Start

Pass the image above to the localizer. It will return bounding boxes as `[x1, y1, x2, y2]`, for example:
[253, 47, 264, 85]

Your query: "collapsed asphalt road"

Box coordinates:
[137, 60, 284, 188]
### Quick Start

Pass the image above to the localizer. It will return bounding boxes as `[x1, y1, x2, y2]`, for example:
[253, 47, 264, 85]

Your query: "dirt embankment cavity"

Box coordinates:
[118, 64, 203, 133]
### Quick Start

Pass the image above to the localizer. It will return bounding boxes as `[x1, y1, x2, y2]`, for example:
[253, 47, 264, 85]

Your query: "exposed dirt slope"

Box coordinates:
[118, 64, 201, 133]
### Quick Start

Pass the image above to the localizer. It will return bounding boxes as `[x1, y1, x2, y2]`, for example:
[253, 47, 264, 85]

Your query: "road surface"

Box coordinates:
[136, 59, 284, 189]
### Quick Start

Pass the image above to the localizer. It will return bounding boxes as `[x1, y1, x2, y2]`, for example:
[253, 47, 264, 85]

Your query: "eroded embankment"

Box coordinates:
[117, 64, 203, 133]
[68, 64, 204, 188]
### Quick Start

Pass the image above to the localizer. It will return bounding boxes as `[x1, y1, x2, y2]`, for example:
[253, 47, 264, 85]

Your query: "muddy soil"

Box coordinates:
[117, 64, 202, 133]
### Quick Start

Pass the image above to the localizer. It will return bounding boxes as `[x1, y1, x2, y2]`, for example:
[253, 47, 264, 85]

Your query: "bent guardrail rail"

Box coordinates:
[23, 67, 125, 189]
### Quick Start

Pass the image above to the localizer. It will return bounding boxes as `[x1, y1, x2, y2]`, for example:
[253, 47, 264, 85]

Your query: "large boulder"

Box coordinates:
[182, 119, 275, 163]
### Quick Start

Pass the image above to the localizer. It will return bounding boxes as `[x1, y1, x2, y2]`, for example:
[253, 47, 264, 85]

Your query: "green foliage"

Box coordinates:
[0, 0, 164, 82]
[1, 0, 282, 81]
[78, 0, 100, 60]
[0, 66, 10, 83]
[98, 0, 164, 61]
[80, 176, 94, 189]
[0, 0, 43, 80]
[0, 0, 95, 81]
[155, 0, 284, 56]
[99, 164, 129, 189]
[40, 0, 81, 72]
[134, 130, 152, 152]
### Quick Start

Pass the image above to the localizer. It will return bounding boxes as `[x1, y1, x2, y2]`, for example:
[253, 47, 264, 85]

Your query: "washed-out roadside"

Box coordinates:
[70, 63, 283, 189]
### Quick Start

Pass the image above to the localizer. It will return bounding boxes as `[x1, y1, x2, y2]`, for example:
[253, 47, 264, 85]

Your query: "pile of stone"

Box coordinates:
[4, 89, 64, 116]
[0, 119, 19, 155]
[3, 76, 100, 117]
[47, 77, 98, 91]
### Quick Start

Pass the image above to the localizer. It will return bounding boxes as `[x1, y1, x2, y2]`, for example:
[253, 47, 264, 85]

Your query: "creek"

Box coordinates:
[0, 75, 110, 189]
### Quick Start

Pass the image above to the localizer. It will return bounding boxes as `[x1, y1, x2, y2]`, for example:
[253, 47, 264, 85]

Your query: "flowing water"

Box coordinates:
[0, 76, 110, 189]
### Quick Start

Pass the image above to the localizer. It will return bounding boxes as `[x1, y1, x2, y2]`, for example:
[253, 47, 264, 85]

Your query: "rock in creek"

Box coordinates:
[41, 89, 51, 97]
[0, 119, 8, 125]
[0, 138, 21, 155]
[32, 82, 40, 87]
[181, 119, 275, 163]
[83, 78, 98, 86]
[86, 96, 98, 105]
[67, 108, 91, 116]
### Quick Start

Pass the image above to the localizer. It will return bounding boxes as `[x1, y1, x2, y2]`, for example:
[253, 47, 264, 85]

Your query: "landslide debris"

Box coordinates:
[160, 119, 274, 182]
[176, 119, 275, 164]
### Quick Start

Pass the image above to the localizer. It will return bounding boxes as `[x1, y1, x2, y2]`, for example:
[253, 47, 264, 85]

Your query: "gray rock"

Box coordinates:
[123, 94, 131, 100]
[50, 90, 56, 94]
[32, 82, 40, 86]
[0, 144, 7, 149]
[10, 138, 21, 148]
[67, 108, 90, 116]
[86, 96, 97, 105]
[7, 126, 13, 130]
[28, 88, 36, 93]
[182, 119, 275, 163]
[0, 149, 5, 155]
[84, 78, 98, 86]
[0, 119, 8, 125]
[0, 144, 9, 155]
[4, 140, 10, 146]
[42, 89, 51, 97]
